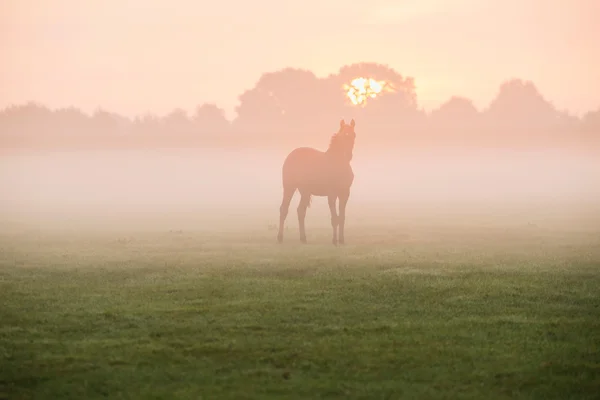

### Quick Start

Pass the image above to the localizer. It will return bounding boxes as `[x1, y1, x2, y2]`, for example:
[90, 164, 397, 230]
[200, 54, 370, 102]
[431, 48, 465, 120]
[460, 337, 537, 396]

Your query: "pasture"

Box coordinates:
[1, 203, 599, 399]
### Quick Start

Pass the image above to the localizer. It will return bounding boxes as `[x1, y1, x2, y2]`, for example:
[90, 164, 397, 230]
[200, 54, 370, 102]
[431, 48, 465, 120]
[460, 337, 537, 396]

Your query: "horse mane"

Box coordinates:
[327, 132, 343, 152]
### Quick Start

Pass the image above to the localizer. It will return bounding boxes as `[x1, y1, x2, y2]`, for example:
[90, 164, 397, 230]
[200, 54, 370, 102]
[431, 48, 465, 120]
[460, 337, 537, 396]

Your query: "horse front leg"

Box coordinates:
[338, 189, 350, 245]
[328, 194, 338, 245]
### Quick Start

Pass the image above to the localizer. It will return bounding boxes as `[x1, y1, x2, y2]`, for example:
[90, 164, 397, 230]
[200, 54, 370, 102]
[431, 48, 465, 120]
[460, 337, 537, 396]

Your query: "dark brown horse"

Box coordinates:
[277, 119, 356, 245]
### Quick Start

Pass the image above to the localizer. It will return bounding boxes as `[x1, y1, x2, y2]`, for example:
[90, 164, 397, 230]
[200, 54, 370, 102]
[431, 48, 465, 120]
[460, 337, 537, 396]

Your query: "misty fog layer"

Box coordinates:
[2, 149, 598, 225]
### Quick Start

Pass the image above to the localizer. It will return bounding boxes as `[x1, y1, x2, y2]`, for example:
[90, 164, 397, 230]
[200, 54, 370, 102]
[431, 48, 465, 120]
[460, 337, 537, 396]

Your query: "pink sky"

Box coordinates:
[1, 0, 598, 120]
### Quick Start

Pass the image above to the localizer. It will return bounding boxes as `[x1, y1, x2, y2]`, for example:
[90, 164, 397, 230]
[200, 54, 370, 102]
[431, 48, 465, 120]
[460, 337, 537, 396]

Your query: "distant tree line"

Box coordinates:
[1, 63, 598, 151]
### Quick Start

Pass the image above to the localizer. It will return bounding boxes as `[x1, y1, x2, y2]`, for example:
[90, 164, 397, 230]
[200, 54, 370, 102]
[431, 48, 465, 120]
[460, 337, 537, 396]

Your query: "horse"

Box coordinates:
[277, 119, 356, 245]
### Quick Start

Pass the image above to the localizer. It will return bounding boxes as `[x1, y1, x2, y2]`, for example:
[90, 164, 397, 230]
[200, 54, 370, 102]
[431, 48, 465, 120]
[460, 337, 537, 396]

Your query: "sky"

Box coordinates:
[1, 0, 599, 120]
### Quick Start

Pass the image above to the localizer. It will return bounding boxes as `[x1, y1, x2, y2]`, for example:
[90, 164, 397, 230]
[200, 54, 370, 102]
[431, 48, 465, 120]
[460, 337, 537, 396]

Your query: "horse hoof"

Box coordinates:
[300, 238, 307, 244]
[277, 235, 283, 244]
[332, 239, 338, 246]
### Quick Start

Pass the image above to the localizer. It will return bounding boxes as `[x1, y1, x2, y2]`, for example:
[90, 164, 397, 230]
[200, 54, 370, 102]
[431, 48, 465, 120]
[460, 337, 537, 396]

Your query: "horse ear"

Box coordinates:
[340, 119, 345, 128]
[350, 119, 355, 128]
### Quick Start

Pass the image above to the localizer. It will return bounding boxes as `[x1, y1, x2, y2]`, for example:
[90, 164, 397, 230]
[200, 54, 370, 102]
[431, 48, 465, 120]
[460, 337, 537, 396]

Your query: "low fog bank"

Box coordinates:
[1, 147, 599, 231]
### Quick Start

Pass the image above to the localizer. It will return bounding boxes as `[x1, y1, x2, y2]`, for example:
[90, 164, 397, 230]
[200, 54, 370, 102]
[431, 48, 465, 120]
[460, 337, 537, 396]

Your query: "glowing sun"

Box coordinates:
[344, 77, 395, 106]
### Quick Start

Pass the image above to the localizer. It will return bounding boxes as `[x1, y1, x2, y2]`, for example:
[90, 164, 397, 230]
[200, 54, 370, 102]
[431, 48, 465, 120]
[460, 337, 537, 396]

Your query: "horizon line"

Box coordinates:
[2, 62, 598, 121]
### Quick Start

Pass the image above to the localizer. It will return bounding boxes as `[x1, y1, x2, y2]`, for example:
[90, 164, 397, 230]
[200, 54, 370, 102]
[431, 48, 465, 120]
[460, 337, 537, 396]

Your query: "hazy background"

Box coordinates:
[1, 1, 599, 235]
[2, 147, 599, 234]
[2, 0, 599, 118]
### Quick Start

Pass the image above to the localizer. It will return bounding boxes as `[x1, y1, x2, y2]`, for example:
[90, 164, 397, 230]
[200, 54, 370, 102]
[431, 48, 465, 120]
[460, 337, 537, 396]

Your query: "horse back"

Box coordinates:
[282, 147, 353, 193]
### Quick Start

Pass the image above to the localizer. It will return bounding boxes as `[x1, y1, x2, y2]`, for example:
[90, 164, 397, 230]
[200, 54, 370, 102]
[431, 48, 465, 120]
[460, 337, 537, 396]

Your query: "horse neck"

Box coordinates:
[325, 146, 350, 164]
[325, 134, 353, 164]
[326, 136, 342, 154]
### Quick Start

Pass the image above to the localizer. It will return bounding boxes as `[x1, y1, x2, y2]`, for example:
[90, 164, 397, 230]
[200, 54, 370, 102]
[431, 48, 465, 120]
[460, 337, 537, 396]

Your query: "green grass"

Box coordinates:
[1, 215, 599, 399]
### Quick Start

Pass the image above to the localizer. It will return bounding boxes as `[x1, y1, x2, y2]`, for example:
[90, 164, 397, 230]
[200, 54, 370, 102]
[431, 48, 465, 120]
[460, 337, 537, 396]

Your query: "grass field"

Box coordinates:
[1, 207, 599, 399]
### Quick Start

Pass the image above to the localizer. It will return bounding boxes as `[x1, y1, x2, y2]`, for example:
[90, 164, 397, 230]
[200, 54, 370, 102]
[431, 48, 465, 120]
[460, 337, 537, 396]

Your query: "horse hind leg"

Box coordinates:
[277, 186, 295, 243]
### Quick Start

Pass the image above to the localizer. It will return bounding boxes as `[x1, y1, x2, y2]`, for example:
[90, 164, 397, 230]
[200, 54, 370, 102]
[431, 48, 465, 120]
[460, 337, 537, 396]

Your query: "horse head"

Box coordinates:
[331, 119, 356, 162]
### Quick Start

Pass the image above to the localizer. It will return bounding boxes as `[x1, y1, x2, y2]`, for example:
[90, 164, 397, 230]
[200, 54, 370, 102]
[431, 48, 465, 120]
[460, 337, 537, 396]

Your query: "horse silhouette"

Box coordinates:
[277, 119, 356, 245]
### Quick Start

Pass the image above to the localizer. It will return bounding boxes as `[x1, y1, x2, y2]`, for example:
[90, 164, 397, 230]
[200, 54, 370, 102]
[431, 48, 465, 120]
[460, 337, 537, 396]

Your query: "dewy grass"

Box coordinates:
[1, 217, 599, 400]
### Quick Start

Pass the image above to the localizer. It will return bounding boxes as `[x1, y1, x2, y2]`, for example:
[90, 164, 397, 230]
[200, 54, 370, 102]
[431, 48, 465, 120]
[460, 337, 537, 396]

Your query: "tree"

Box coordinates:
[132, 113, 161, 136]
[232, 63, 421, 143]
[582, 108, 600, 133]
[254, 68, 324, 117]
[482, 79, 560, 135]
[53, 107, 91, 136]
[192, 103, 230, 135]
[427, 96, 483, 146]
[232, 84, 286, 135]
[0, 102, 53, 137]
[91, 108, 128, 136]
[332, 62, 418, 110]
[431, 96, 479, 122]
[162, 108, 193, 136]
[580, 108, 600, 148]
[328, 63, 421, 140]
[232, 68, 331, 140]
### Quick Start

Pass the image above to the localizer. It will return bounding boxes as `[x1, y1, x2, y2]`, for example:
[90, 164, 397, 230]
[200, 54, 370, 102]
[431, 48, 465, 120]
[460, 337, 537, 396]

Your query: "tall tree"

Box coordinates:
[192, 103, 231, 135]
